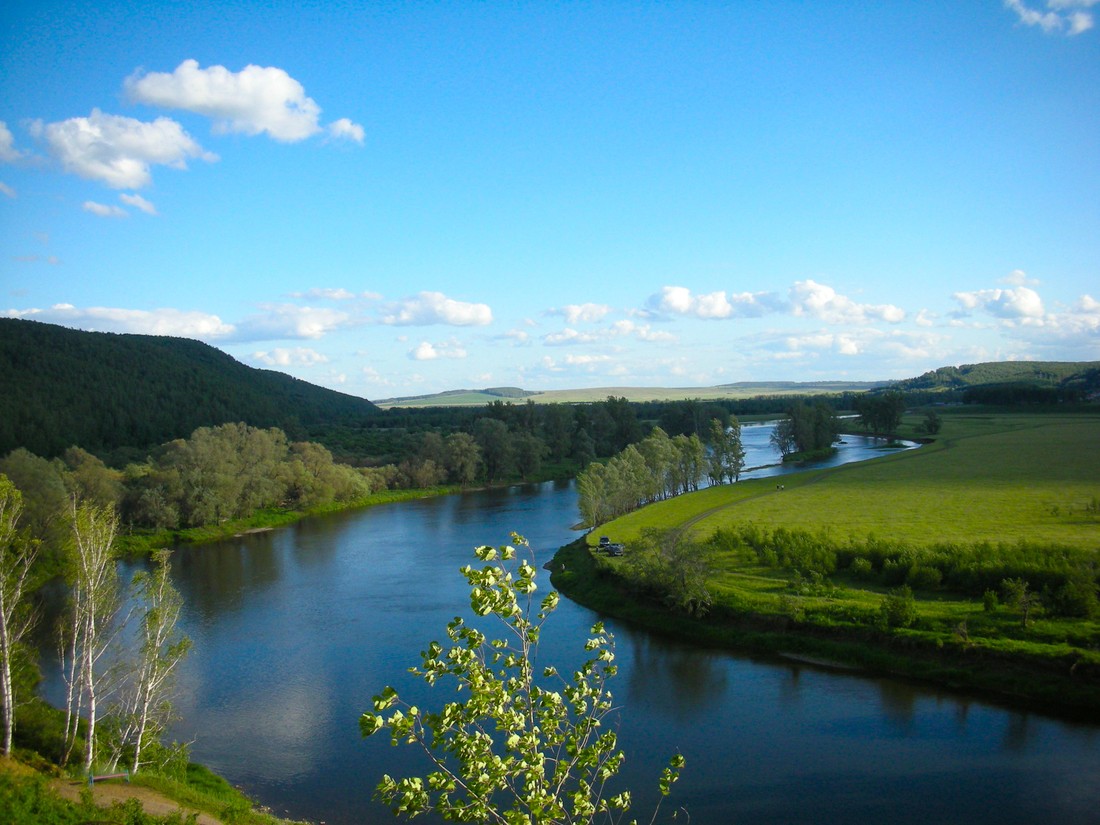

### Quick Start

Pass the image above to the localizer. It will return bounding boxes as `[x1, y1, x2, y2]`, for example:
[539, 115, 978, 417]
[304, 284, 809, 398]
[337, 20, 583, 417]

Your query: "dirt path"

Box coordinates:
[50, 776, 223, 825]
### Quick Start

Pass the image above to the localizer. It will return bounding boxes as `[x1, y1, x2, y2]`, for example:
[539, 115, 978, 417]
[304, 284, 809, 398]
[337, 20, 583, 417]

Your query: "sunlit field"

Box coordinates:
[597, 409, 1100, 549]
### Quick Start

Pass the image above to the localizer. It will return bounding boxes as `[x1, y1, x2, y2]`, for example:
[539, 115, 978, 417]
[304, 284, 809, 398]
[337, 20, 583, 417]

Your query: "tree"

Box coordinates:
[1002, 578, 1040, 627]
[475, 418, 514, 484]
[707, 417, 745, 485]
[444, 432, 481, 487]
[62, 501, 121, 772]
[854, 392, 906, 437]
[114, 549, 191, 774]
[361, 536, 684, 823]
[770, 417, 796, 457]
[625, 529, 714, 617]
[0, 475, 38, 756]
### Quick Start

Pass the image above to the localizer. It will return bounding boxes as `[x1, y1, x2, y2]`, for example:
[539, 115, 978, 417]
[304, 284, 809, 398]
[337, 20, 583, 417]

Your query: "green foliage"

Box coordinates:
[623, 529, 715, 616]
[0, 318, 380, 459]
[362, 535, 684, 824]
[879, 585, 918, 628]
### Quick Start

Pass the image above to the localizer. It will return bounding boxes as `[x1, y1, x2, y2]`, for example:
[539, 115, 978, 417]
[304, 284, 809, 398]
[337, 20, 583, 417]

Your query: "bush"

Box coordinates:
[879, 585, 918, 629]
[849, 557, 873, 579]
[907, 565, 943, 590]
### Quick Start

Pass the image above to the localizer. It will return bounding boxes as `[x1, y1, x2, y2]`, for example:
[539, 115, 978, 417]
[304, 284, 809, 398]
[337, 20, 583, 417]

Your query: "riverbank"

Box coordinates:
[116, 485, 462, 556]
[549, 538, 1100, 721]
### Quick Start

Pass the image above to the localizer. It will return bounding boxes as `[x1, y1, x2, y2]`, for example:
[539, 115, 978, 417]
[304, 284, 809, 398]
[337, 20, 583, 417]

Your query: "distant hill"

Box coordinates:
[379, 380, 890, 408]
[375, 386, 536, 407]
[890, 361, 1100, 393]
[0, 319, 380, 459]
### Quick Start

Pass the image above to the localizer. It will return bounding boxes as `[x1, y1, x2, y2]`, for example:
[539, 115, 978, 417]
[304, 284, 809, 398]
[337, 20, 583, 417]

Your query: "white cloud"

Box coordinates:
[564, 354, 611, 366]
[382, 291, 492, 326]
[234, 304, 349, 340]
[33, 109, 215, 189]
[327, 118, 365, 144]
[498, 328, 531, 345]
[1004, 0, 1096, 35]
[127, 59, 332, 142]
[789, 280, 906, 324]
[410, 339, 467, 360]
[295, 287, 358, 301]
[552, 303, 611, 324]
[4, 304, 234, 338]
[609, 319, 677, 343]
[120, 193, 158, 215]
[83, 201, 128, 218]
[914, 309, 936, 327]
[649, 285, 782, 319]
[952, 286, 1045, 320]
[0, 182, 17, 198]
[1001, 269, 1040, 287]
[0, 122, 23, 163]
[543, 327, 599, 346]
[251, 347, 329, 367]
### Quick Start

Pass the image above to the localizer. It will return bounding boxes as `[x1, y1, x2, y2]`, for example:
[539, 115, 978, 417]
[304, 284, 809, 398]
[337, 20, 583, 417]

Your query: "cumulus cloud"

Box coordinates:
[234, 304, 349, 340]
[649, 285, 782, 320]
[609, 320, 677, 343]
[1005, 0, 1096, 35]
[327, 118, 365, 144]
[952, 286, 1045, 321]
[1001, 269, 1040, 287]
[120, 193, 158, 215]
[498, 328, 531, 345]
[410, 339, 467, 360]
[789, 280, 906, 324]
[126, 60, 363, 144]
[251, 347, 329, 367]
[32, 109, 215, 189]
[4, 304, 234, 338]
[382, 292, 492, 326]
[550, 303, 611, 324]
[0, 122, 24, 163]
[83, 201, 128, 218]
[543, 328, 599, 346]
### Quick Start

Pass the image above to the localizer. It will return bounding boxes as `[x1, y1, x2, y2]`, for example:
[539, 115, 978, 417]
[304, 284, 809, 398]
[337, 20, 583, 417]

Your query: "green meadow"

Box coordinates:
[558, 407, 1100, 715]
[598, 409, 1099, 548]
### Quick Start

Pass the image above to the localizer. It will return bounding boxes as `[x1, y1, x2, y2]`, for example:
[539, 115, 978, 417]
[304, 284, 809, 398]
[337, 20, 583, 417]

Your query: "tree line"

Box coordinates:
[577, 418, 746, 527]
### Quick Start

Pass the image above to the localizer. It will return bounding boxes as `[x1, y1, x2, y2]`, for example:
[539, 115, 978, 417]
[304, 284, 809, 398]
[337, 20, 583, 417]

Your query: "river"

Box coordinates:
[40, 430, 1100, 824]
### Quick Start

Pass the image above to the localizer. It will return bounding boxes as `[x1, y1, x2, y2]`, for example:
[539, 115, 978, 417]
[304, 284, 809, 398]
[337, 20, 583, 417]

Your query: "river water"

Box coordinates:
[41, 430, 1100, 824]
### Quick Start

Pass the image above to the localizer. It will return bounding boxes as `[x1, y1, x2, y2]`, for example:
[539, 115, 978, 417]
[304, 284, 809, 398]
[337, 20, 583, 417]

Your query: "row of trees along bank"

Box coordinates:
[578, 418, 747, 527]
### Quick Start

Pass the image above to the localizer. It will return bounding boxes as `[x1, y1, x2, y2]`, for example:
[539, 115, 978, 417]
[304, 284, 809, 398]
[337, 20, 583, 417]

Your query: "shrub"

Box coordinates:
[879, 585, 918, 629]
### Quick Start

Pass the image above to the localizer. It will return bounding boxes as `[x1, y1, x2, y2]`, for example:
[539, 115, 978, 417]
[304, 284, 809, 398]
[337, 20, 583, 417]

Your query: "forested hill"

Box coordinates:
[889, 361, 1100, 394]
[0, 319, 380, 459]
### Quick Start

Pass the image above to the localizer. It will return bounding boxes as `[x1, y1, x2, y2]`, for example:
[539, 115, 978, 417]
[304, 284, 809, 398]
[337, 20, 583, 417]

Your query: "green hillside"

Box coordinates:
[893, 361, 1100, 392]
[0, 319, 380, 459]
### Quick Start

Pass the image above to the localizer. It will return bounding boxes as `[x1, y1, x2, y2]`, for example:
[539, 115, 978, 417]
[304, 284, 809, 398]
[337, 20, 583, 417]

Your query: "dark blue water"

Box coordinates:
[39, 430, 1100, 824]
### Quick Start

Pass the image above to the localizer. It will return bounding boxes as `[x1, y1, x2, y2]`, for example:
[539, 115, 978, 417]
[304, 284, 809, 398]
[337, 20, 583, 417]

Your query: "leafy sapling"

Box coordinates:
[361, 533, 685, 824]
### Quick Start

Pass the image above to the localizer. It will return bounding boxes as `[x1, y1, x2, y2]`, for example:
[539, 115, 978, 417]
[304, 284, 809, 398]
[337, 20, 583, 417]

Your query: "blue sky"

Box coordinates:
[2, 1, 1098, 400]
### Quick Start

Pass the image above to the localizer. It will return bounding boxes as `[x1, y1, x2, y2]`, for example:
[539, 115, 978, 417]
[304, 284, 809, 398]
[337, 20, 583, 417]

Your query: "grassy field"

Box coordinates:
[557, 407, 1100, 715]
[597, 408, 1100, 548]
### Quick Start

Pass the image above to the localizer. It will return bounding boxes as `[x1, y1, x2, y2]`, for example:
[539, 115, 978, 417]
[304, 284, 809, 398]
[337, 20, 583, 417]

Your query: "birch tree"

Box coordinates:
[0, 475, 38, 756]
[62, 501, 120, 772]
[362, 535, 684, 823]
[114, 549, 191, 773]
